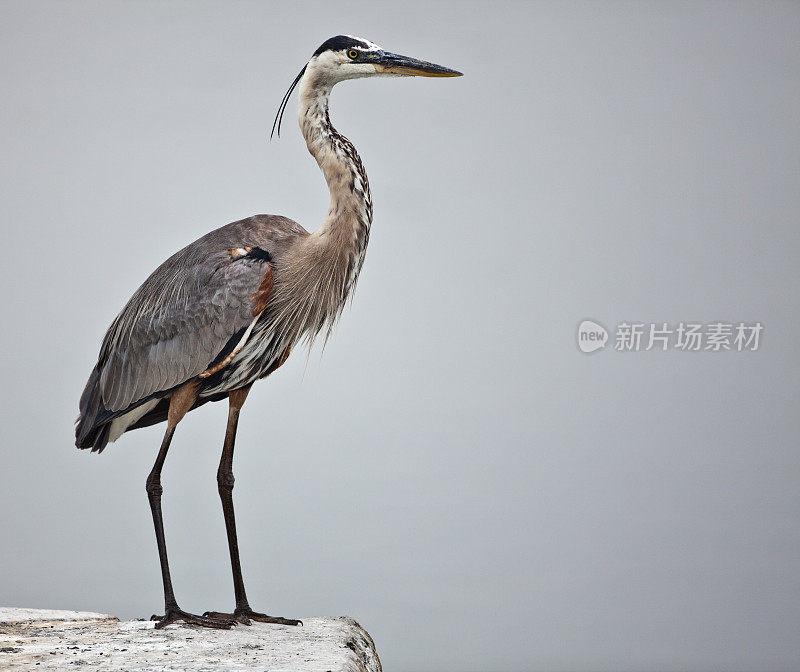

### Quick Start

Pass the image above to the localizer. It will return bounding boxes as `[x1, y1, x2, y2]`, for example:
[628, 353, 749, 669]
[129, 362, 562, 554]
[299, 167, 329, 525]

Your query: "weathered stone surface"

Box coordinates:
[0, 608, 381, 671]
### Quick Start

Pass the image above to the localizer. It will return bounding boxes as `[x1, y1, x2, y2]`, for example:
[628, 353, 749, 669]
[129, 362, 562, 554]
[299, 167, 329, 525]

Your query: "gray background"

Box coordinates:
[1, 2, 798, 670]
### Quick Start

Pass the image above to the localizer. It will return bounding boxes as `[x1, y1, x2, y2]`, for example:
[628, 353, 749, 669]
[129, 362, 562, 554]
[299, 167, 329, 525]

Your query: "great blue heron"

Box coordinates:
[75, 35, 461, 629]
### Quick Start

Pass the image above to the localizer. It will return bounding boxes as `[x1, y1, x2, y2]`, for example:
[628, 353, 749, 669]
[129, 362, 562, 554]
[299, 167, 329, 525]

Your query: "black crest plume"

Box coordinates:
[271, 65, 307, 140]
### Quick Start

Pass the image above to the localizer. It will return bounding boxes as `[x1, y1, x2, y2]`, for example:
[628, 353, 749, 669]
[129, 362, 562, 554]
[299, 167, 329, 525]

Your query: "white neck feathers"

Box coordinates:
[297, 70, 372, 292]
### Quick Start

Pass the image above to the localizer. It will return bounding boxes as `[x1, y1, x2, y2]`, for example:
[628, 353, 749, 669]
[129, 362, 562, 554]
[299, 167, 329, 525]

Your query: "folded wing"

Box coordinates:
[96, 246, 271, 413]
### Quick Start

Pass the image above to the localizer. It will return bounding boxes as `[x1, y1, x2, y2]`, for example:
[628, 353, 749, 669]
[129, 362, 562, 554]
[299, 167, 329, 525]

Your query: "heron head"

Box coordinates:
[271, 35, 462, 137]
[307, 35, 462, 82]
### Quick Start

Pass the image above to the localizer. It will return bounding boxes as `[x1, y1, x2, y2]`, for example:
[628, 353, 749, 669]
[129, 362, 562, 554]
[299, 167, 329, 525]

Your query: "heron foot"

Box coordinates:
[150, 607, 237, 629]
[203, 607, 302, 627]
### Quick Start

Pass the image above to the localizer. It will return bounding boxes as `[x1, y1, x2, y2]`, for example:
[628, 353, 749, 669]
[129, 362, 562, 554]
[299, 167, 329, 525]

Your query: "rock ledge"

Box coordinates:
[0, 607, 381, 671]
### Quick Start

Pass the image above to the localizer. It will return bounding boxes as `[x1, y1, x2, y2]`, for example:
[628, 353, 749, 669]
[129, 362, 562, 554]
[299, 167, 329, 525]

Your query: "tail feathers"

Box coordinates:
[75, 365, 112, 453]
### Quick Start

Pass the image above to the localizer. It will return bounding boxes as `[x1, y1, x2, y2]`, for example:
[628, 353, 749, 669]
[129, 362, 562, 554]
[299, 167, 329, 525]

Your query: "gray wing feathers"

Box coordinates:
[98, 249, 268, 412]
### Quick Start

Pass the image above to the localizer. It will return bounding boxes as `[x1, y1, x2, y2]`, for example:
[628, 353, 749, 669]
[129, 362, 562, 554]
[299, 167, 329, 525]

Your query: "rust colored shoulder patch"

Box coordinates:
[253, 264, 274, 316]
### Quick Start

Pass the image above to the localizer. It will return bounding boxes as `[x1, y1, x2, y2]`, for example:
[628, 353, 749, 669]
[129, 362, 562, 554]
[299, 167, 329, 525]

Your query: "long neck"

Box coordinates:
[297, 74, 373, 296]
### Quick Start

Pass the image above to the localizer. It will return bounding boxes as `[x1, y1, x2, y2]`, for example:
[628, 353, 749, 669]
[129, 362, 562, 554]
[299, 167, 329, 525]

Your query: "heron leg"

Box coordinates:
[146, 381, 236, 630]
[203, 386, 301, 627]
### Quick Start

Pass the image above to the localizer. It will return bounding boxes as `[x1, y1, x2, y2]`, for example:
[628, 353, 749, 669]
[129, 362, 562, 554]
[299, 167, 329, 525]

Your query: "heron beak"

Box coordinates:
[374, 52, 462, 77]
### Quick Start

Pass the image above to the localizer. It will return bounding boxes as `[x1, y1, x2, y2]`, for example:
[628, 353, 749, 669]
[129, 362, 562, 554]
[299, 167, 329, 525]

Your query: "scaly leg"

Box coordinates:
[203, 386, 301, 627]
[147, 381, 237, 630]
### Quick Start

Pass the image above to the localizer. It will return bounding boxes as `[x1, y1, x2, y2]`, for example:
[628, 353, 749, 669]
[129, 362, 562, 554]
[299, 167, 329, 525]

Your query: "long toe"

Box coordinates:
[154, 608, 237, 629]
[203, 608, 301, 626]
[244, 609, 302, 626]
[203, 610, 251, 626]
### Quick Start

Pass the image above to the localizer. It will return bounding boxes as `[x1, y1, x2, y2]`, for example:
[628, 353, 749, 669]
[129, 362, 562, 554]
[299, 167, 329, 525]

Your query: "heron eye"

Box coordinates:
[347, 49, 359, 59]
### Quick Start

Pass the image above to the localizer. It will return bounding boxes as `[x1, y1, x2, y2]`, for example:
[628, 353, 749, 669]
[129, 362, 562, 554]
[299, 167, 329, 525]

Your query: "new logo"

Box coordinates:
[577, 320, 608, 353]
